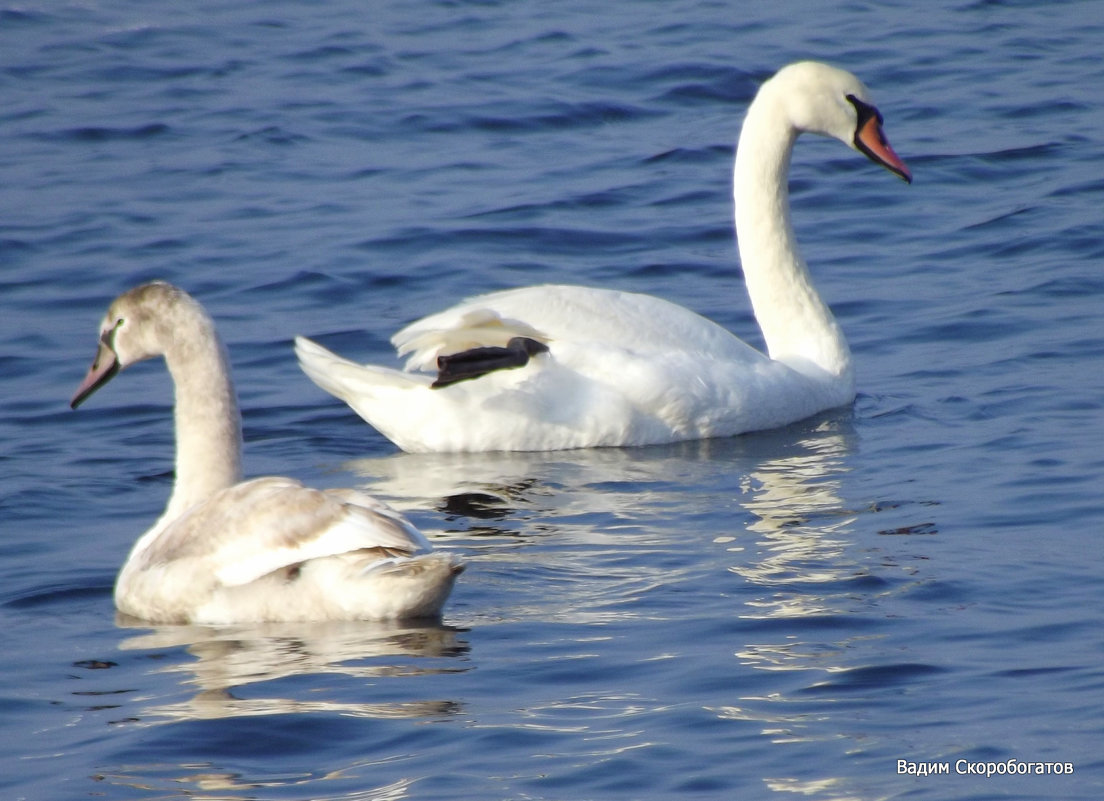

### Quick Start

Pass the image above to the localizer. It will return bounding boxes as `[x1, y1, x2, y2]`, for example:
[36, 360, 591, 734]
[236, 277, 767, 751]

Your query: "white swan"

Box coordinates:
[71, 282, 462, 624]
[295, 61, 910, 453]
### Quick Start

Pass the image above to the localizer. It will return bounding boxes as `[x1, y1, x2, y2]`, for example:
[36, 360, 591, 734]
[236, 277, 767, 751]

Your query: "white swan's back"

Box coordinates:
[394, 284, 759, 371]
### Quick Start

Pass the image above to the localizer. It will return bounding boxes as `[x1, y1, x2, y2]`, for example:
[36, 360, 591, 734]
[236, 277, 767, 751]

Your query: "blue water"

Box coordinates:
[2, 0, 1103, 798]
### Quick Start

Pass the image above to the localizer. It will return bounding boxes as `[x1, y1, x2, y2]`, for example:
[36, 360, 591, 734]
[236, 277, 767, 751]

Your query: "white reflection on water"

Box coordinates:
[708, 430, 934, 799]
[730, 430, 868, 617]
[101, 766, 418, 801]
[347, 425, 924, 800]
[342, 427, 888, 629]
[116, 618, 469, 723]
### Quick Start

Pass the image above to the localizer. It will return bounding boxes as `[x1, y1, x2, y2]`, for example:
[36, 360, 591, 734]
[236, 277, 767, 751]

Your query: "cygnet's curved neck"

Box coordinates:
[156, 319, 243, 530]
[733, 87, 851, 380]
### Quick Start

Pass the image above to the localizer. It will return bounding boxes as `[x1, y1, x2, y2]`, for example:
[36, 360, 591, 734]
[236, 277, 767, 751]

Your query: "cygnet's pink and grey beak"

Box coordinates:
[70, 339, 120, 409]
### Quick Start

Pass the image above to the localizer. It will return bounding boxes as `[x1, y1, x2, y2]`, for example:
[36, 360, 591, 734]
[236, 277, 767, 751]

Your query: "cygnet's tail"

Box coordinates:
[363, 551, 465, 620]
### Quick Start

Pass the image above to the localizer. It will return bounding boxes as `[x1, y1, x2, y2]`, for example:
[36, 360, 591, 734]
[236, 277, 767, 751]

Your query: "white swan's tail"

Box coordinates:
[294, 336, 432, 403]
[297, 336, 479, 451]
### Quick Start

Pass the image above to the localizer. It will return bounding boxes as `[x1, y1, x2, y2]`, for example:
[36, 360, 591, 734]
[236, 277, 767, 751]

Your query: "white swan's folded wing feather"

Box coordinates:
[394, 308, 549, 373]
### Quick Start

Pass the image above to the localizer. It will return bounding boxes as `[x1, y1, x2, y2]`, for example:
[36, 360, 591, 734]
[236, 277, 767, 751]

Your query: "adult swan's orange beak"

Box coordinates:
[848, 94, 911, 183]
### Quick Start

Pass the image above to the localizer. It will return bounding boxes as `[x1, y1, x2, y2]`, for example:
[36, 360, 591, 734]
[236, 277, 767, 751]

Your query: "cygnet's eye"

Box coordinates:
[101, 317, 125, 349]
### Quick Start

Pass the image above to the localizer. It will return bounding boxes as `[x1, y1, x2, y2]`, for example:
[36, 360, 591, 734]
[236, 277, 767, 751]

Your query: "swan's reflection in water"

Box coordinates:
[345, 436, 802, 627]
[730, 432, 868, 618]
[100, 618, 458, 798]
[705, 430, 870, 790]
[345, 445, 694, 520]
[712, 428, 935, 798]
[117, 617, 469, 722]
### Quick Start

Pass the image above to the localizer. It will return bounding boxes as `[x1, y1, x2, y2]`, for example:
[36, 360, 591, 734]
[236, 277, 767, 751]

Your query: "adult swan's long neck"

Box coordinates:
[733, 86, 852, 387]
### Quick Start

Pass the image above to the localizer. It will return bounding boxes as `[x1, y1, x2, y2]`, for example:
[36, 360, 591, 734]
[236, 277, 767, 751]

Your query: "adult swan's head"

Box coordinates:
[746, 60, 911, 183]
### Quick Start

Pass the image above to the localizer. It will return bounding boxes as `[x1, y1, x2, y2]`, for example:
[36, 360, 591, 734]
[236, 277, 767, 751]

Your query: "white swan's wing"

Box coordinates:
[395, 306, 550, 373]
[392, 284, 765, 374]
[143, 477, 432, 588]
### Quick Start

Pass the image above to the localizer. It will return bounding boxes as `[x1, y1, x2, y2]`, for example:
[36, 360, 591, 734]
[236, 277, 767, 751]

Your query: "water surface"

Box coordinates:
[2, 1, 1103, 798]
